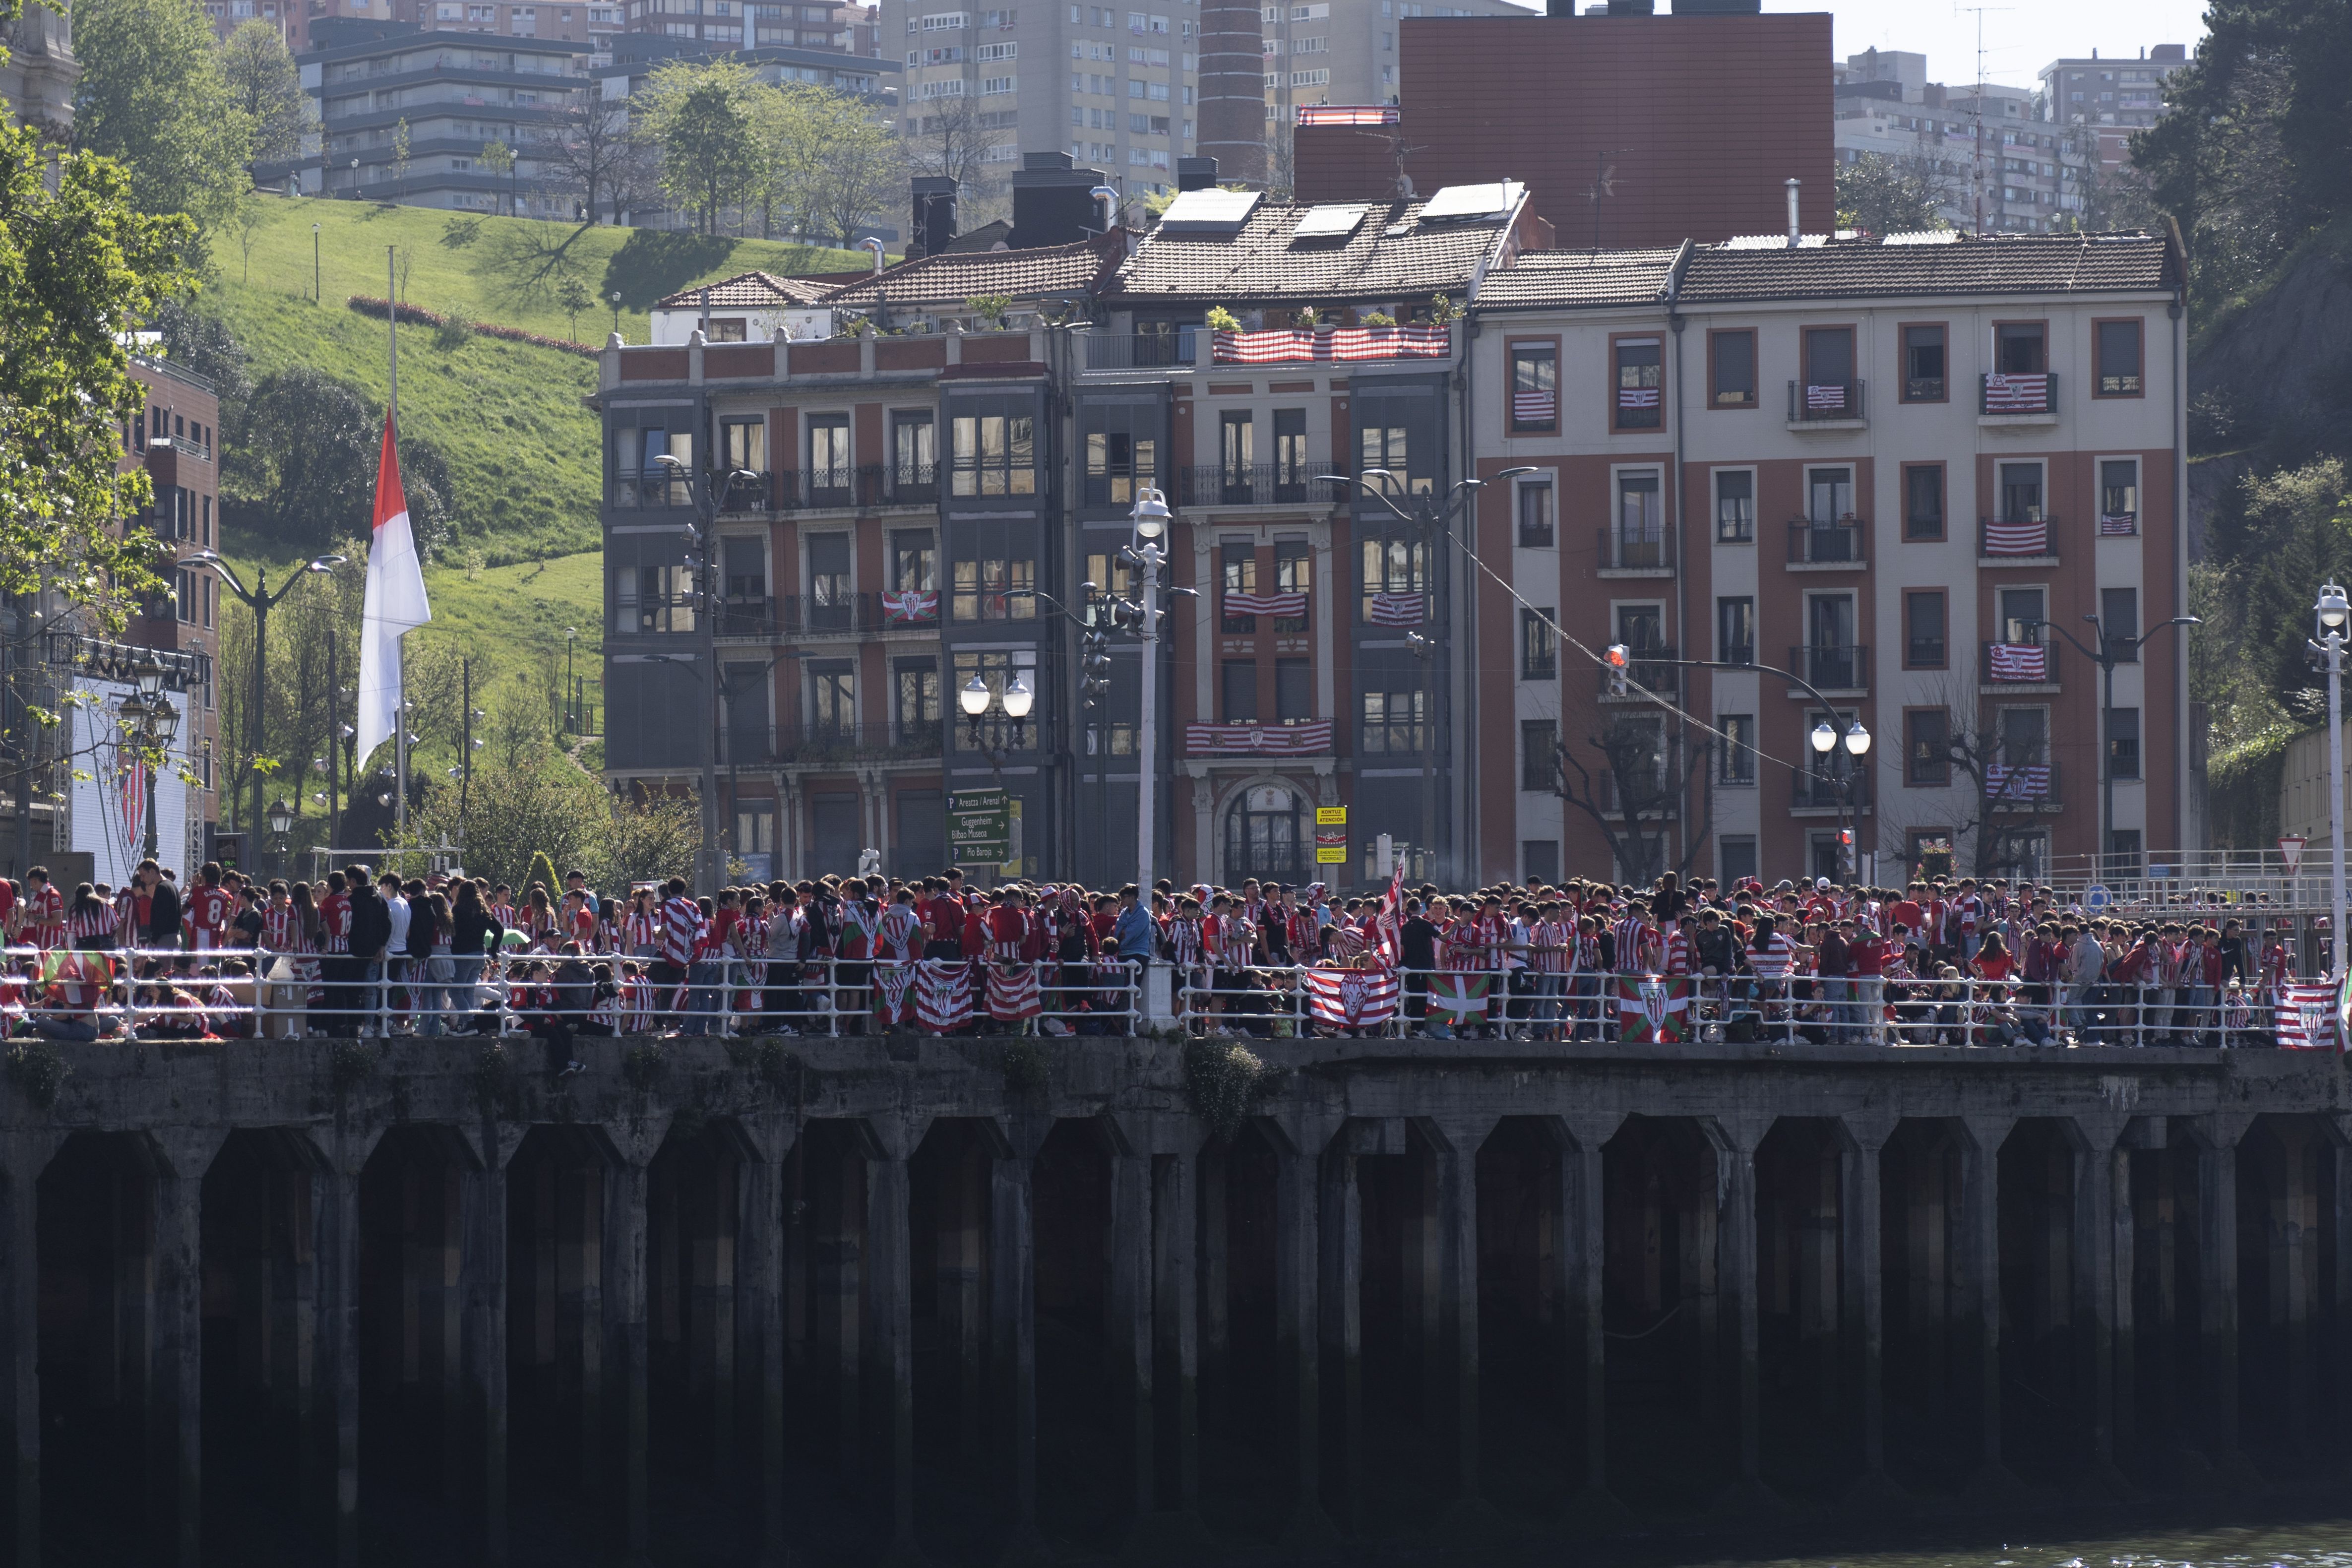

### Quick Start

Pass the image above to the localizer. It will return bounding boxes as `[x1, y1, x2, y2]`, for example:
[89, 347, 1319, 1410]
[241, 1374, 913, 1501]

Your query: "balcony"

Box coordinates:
[1980, 638, 2063, 691]
[721, 722, 944, 767]
[1980, 371, 2059, 424]
[1081, 472, 1162, 508]
[1982, 758, 2062, 811]
[1786, 379, 1866, 429]
[1791, 766, 1872, 813]
[1177, 463, 1335, 508]
[1787, 643, 1868, 695]
[1084, 328, 1199, 371]
[715, 598, 777, 639]
[611, 469, 690, 510]
[1598, 645, 1682, 702]
[1596, 526, 1675, 577]
[774, 591, 942, 637]
[1978, 516, 2059, 564]
[1786, 518, 1867, 569]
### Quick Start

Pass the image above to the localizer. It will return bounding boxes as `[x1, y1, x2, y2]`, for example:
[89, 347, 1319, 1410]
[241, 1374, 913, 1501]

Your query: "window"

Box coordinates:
[1995, 321, 2046, 375]
[1720, 835, 1758, 886]
[1272, 409, 1308, 498]
[1524, 840, 1559, 886]
[1998, 462, 2043, 522]
[1356, 420, 1426, 492]
[1358, 535, 1427, 622]
[1516, 480, 1554, 548]
[1613, 337, 1662, 430]
[2100, 458, 2139, 532]
[950, 403, 1036, 495]
[1906, 709, 1950, 785]
[2102, 587, 2140, 663]
[1085, 407, 1158, 504]
[805, 534, 852, 628]
[1714, 470, 1754, 542]
[1716, 597, 1753, 665]
[1905, 591, 1946, 667]
[1521, 720, 1557, 791]
[1222, 658, 1258, 721]
[807, 414, 851, 487]
[1272, 540, 1310, 631]
[1614, 471, 1664, 566]
[807, 659, 855, 741]
[1901, 324, 1946, 401]
[1276, 656, 1311, 721]
[1521, 609, 1556, 680]
[891, 411, 935, 488]
[1806, 465, 1855, 524]
[1904, 463, 1945, 540]
[1802, 325, 1855, 396]
[1718, 714, 1755, 784]
[1999, 586, 2046, 647]
[612, 562, 695, 633]
[721, 415, 766, 477]
[1709, 329, 1756, 407]
[706, 317, 747, 341]
[890, 529, 936, 593]
[1219, 410, 1253, 498]
[2107, 707, 2141, 779]
[949, 520, 1038, 621]
[951, 649, 1037, 752]
[894, 657, 939, 739]
[1510, 343, 1557, 431]
[1221, 541, 1257, 632]
[2095, 319, 2143, 396]
[1361, 688, 1425, 753]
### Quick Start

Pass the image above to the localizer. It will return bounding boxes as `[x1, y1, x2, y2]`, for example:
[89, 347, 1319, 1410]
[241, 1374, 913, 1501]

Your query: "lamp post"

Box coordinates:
[652, 453, 757, 892]
[1809, 716, 1871, 878]
[1646, 654, 1868, 880]
[2025, 612, 2200, 883]
[1315, 467, 1538, 885]
[2313, 585, 2349, 978]
[312, 222, 321, 305]
[564, 626, 577, 734]
[1127, 485, 1171, 906]
[116, 663, 182, 862]
[266, 795, 295, 875]
[187, 550, 343, 840]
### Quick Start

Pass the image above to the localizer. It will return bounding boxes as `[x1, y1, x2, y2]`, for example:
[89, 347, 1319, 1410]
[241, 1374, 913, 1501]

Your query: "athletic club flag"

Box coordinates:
[1425, 972, 1491, 1023]
[1615, 975, 1693, 1044]
[873, 962, 918, 1028]
[1302, 965, 1400, 1027]
[2274, 981, 2338, 1050]
[356, 414, 432, 767]
[988, 963, 1042, 1021]
[915, 960, 974, 1032]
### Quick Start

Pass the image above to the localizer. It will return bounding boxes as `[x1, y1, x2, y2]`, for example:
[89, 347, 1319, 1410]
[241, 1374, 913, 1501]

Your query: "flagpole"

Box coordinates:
[388, 245, 407, 836]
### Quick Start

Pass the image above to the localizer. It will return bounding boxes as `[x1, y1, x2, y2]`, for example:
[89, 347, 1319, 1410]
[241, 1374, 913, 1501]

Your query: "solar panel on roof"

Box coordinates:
[1158, 188, 1261, 234]
[1882, 230, 1961, 246]
[1417, 182, 1524, 222]
[1292, 204, 1369, 241]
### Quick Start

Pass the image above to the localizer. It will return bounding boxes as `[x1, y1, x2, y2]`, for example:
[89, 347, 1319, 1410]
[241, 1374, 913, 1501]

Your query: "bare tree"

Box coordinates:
[1883, 675, 2061, 880]
[1550, 708, 1715, 883]
[540, 95, 632, 222]
[904, 95, 1007, 211]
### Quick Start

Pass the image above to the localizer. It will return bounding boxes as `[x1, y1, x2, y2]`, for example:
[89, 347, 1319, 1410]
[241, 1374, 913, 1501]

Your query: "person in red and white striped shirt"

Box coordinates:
[654, 878, 703, 1032]
[621, 886, 661, 956]
[20, 869, 63, 950]
[65, 883, 118, 949]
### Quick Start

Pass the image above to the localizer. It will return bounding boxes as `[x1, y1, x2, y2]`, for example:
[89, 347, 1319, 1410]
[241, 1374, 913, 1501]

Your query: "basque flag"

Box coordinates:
[356, 413, 432, 767]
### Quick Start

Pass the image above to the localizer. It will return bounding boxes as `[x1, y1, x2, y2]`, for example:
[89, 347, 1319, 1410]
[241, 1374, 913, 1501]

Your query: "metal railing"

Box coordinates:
[1083, 328, 1198, 370]
[1787, 518, 1867, 565]
[719, 722, 943, 765]
[1788, 643, 1868, 692]
[614, 466, 941, 513]
[1177, 463, 1334, 508]
[1596, 526, 1674, 572]
[1791, 766, 1871, 810]
[0, 948, 1138, 1040]
[1787, 379, 1866, 422]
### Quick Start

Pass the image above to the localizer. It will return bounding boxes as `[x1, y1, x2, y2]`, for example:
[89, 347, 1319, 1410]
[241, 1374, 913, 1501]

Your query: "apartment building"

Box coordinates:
[2039, 45, 2190, 175]
[291, 23, 594, 212]
[1469, 230, 2186, 886]
[1258, 0, 1519, 125]
[622, 0, 875, 51]
[593, 31, 893, 109]
[883, 0, 1201, 196]
[0, 2, 76, 138]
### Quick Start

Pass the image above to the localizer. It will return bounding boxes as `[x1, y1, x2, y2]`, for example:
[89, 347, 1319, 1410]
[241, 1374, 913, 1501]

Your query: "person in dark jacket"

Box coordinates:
[449, 880, 504, 1032]
[336, 868, 390, 1038]
[137, 860, 183, 948]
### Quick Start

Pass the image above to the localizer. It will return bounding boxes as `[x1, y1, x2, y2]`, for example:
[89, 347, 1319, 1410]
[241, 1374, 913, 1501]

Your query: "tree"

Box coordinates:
[392, 118, 413, 202]
[71, 0, 253, 233]
[479, 138, 516, 217]
[794, 87, 904, 247]
[1835, 149, 1955, 235]
[903, 94, 1008, 218]
[634, 58, 763, 236]
[539, 96, 633, 223]
[1549, 710, 1714, 883]
[224, 367, 455, 560]
[1879, 677, 2062, 880]
[556, 276, 593, 342]
[587, 791, 700, 892]
[217, 19, 314, 166]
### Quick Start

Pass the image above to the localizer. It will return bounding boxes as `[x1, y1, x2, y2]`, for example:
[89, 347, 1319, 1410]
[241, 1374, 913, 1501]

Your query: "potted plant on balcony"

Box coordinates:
[1206, 304, 1243, 363]
[966, 293, 1012, 330]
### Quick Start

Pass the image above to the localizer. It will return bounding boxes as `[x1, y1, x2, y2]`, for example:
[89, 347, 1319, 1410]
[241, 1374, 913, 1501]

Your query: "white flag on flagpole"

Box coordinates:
[356, 413, 432, 767]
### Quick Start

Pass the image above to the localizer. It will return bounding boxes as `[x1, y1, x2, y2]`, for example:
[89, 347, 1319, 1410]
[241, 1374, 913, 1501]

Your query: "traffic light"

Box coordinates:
[1838, 827, 1855, 850]
[1605, 642, 1630, 696]
[1080, 625, 1112, 708]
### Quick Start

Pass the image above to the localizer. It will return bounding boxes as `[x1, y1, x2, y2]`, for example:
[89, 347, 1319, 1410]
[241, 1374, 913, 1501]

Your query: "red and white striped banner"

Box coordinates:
[1368, 593, 1424, 626]
[1617, 385, 1660, 409]
[1211, 326, 1449, 364]
[1984, 372, 2050, 412]
[1984, 762, 2051, 797]
[1982, 518, 2049, 555]
[915, 960, 972, 1031]
[1986, 643, 2048, 681]
[1224, 589, 1308, 618]
[1804, 383, 1847, 412]
[1296, 105, 1397, 125]
[2099, 512, 2137, 536]
[1511, 390, 1556, 425]
[881, 588, 938, 624]
[987, 964, 1041, 1021]
[2275, 981, 2338, 1050]
[1182, 720, 1334, 756]
[1302, 965, 1400, 1027]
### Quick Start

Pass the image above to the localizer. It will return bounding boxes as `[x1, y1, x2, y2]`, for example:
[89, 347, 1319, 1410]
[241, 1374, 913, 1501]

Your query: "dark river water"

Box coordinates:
[1514, 1518, 2352, 1568]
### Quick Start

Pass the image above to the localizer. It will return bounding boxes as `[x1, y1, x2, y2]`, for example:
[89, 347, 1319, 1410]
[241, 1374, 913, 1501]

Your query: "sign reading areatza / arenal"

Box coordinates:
[1315, 805, 1348, 864]
[947, 789, 1010, 864]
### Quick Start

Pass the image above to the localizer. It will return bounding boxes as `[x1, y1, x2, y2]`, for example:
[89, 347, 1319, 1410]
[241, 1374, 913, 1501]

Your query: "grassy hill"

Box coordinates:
[195, 199, 866, 820]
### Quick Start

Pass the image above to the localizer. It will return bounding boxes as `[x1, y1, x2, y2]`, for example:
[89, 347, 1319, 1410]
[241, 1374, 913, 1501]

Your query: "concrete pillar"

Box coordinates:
[988, 1140, 1039, 1546]
[1556, 1116, 1625, 1532]
[605, 1158, 651, 1564]
[5, 1139, 53, 1568]
[1837, 1119, 1894, 1488]
[864, 1145, 917, 1561]
[938, 1144, 985, 1466]
[2111, 1120, 2162, 1466]
[1713, 1120, 1765, 1498]
[1434, 1122, 1483, 1506]
[1109, 1147, 1153, 1519]
[1198, 1147, 1228, 1435]
[2330, 1119, 2352, 1439]
[742, 1151, 786, 1567]
[2262, 1121, 2318, 1439]
[2070, 1117, 2126, 1497]
[694, 1151, 736, 1490]
[152, 1150, 204, 1568]
[1317, 1139, 1362, 1533]
[462, 1129, 512, 1567]
[1272, 1126, 1335, 1545]
[1959, 1116, 2015, 1487]
[320, 1163, 363, 1568]
[2194, 1116, 2249, 1473]
[1150, 1150, 1199, 1513]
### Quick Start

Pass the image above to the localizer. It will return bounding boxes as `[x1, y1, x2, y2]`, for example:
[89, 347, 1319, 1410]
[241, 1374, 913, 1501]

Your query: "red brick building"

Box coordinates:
[1295, 7, 1836, 249]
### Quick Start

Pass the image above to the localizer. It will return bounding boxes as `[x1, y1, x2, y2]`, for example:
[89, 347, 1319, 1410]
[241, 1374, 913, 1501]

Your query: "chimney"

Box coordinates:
[1176, 155, 1218, 192]
[1785, 177, 1800, 248]
[1545, 0, 1574, 14]
[1011, 151, 1111, 248]
[911, 176, 958, 259]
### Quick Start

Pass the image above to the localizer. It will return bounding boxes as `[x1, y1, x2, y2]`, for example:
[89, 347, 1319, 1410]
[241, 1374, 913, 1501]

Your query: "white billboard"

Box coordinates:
[66, 681, 191, 888]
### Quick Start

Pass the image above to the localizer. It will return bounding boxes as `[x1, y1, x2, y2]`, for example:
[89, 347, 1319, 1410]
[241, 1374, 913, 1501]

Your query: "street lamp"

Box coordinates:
[116, 671, 180, 861]
[312, 221, 321, 306]
[1806, 719, 1869, 878]
[266, 797, 294, 836]
[2315, 585, 2349, 977]
[186, 549, 342, 840]
[2025, 611, 2201, 886]
[1128, 484, 1171, 911]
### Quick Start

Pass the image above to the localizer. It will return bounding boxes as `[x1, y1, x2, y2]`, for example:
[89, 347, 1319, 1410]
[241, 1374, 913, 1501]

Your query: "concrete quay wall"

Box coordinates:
[0, 1034, 2345, 1565]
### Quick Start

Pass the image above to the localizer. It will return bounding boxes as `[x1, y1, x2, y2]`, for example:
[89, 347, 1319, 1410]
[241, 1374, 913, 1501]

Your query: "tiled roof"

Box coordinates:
[822, 234, 1125, 307]
[653, 269, 878, 310]
[1681, 230, 2176, 301]
[1107, 195, 1520, 306]
[1473, 247, 1681, 309]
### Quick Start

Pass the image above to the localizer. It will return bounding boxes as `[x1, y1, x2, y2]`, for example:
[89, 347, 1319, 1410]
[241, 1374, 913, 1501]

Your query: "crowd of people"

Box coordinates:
[0, 856, 2318, 1054]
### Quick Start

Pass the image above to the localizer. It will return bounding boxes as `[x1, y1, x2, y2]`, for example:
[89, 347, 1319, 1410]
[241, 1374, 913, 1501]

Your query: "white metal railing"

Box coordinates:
[1170, 961, 2299, 1049]
[0, 948, 1141, 1042]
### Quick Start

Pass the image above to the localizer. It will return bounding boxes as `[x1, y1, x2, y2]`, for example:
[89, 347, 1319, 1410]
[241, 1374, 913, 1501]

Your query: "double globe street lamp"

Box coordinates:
[1810, 716, 1872, 878]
